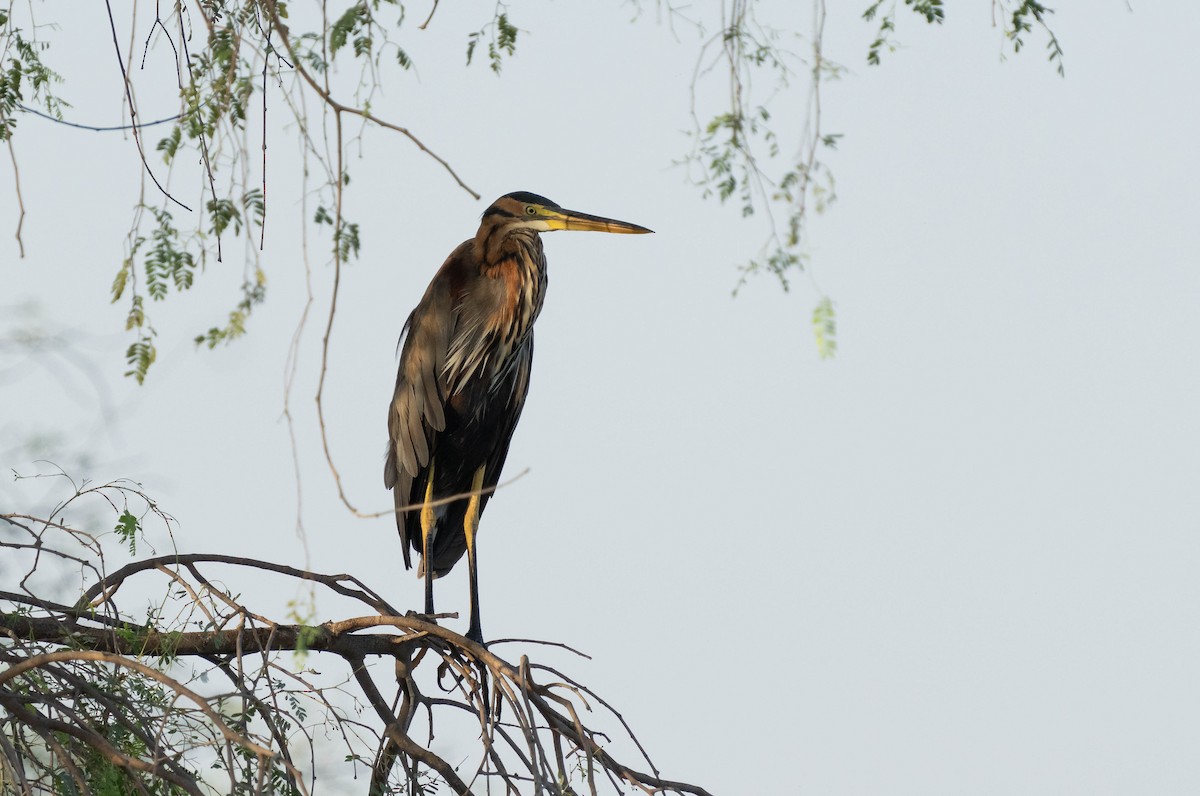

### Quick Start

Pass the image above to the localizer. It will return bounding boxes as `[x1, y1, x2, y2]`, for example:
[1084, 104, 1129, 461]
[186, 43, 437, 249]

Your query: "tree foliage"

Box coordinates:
[1, 1, 1061, 377]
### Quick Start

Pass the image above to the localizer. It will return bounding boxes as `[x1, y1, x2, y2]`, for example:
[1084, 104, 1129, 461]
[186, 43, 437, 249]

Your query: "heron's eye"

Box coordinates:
[525, 206, 537, 216]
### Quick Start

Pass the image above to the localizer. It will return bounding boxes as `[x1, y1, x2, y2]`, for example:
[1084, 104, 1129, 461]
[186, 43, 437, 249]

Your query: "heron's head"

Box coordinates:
[479, 192, 653, 237]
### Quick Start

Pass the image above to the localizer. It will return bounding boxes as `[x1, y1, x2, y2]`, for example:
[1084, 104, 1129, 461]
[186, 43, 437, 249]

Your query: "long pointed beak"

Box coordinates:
[544, 208, 653, 234]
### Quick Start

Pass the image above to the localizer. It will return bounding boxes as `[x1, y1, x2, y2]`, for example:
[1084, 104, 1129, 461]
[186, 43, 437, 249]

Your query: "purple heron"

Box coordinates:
[385, 192, 652, 642]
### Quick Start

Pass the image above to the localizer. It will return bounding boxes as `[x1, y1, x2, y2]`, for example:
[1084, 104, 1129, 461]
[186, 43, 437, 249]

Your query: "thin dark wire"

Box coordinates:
[16, 102, 181, 133]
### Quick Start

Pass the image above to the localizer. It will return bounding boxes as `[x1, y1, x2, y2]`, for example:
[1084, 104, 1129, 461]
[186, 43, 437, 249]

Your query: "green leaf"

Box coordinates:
[124, 339, 157, 384]
[114, 510, 140, 554]
[812, 297, 837, 359]
[330, 4, 364, 55]
[111, 261, 130, 302]
[206, 197, 243, 238]
[242, 188, 265, 229]
[156, 124, 182, 163]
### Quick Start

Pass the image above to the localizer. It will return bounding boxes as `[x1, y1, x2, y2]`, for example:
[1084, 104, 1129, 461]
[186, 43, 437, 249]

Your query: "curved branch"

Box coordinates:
[78, 553, 399, 614]
[16, 101, 180, 132]
[259, 0, 479, 200]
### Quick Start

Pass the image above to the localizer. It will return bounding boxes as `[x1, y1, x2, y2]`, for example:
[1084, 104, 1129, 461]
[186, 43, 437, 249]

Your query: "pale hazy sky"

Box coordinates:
[4, 2, 1200, 793]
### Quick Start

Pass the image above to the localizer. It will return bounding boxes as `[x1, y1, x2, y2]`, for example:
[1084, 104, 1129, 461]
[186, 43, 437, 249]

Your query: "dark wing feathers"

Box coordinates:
[385, 242, 513, 570]
[385, 246, 464, 567]
[419, 337, 533, 577]
[386, 240, 537, 578]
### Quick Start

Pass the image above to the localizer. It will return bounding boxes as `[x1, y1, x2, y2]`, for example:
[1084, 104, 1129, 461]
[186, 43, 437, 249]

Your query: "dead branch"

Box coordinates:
[1, 511, 712, 796]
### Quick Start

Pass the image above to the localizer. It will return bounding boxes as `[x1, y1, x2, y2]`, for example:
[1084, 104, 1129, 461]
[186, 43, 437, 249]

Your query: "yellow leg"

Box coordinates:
[465, 466, 486, 643]
[421, 461, 436, 616]
[464, 466, 485, 553]
[420, 461, 437, 543]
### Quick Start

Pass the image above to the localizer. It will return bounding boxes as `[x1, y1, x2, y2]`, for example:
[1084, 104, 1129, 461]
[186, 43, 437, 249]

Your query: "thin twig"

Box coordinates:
[101, 0, 189, 211]
[259, 0, 479, 199]
[259, 10, 271, 251]
[313, 109, 359, 513]
[419, 0, 440, 30]
[0, 651, 291, 766]
[5, 136, 25, 257]
[15, 102, 180, 132]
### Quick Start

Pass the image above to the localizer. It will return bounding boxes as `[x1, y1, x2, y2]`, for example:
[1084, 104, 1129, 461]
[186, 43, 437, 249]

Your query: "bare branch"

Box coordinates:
[15, 101, 180, 132]
[260, 0, 479, 200]
[5, 136, 24, 257]
[78, 552, 399, 614]
[101, 0, 189, 211]
[3, 540, 712, 796]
